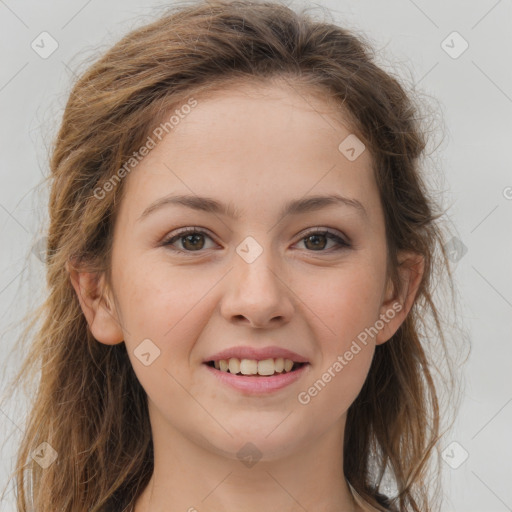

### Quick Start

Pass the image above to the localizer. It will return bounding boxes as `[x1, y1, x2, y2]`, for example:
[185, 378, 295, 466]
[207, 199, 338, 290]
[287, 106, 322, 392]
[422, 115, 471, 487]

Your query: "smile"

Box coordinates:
[204, 358, 310, 394]
[206, 357, 306, 377]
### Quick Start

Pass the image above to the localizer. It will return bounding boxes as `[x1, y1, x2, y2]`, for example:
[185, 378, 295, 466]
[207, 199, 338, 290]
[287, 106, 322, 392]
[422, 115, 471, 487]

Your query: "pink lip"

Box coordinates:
[203, 362, 310, 394]
[204, 345, 309, 363]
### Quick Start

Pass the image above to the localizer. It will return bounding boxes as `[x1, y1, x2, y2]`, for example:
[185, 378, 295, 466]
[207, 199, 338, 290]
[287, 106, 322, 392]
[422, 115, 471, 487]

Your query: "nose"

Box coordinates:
[220, 245, 294, 328]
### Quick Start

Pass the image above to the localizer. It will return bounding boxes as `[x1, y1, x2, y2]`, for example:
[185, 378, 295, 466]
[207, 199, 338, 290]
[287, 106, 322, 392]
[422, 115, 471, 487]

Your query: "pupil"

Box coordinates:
[183, 234, 204, 250]
[306, 234, 326, 250]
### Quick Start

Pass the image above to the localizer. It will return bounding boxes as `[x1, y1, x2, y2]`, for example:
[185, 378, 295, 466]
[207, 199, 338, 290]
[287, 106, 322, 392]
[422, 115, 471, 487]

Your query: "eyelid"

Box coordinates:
[299, 226, 350, 245]
[161, 226, 218, 246]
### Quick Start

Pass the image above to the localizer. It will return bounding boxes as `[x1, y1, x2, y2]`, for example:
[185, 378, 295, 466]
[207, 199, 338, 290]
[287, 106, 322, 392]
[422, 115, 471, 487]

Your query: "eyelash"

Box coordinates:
[160, 226, 351, 254]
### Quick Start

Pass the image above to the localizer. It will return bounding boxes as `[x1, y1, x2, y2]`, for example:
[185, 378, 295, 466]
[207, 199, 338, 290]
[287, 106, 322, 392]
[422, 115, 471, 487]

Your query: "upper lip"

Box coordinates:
[204, 346, 309, 363]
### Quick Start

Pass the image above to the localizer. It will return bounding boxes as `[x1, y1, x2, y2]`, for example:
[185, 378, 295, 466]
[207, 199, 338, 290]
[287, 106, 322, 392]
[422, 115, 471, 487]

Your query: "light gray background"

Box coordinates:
[0, 1, 511, 511]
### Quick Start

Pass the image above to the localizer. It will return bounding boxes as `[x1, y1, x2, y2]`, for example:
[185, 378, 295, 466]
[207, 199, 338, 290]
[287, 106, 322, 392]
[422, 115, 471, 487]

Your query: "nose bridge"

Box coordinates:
[221, 234, 293, 326]
[235, 235, 282, 297]
[238, 241, 278, 289]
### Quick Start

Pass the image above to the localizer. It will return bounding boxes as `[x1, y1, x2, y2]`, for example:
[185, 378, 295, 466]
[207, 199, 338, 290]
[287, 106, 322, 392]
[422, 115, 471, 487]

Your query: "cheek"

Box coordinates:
[293, 259, 384, 411]
[114, 260, 215, 365]
[300, 262, 385, 347]
[296, 345, 373, 426]
[296, 268, 381, 415]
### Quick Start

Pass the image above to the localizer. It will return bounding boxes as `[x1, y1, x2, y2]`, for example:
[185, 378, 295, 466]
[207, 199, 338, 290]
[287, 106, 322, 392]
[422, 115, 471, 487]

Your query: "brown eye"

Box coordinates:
[181, 233, 205, 250]
[299, 230, 350, 252]
[162, 228, 216, 252]
[304, 233, 328, 250]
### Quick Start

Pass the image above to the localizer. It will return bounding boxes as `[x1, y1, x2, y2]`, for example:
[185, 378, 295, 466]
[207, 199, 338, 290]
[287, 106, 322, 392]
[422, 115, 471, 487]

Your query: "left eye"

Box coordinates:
[161, 228, 350, 253]
[297, 230, 350, 251]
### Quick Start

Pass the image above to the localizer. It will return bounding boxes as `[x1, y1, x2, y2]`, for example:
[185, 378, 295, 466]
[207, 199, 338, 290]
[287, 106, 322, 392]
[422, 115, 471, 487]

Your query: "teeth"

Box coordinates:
[214, 357, 299, 376]
[240, 359, 258, 375]
[257, 358, 275, 376]
[228, 358, 240, 374]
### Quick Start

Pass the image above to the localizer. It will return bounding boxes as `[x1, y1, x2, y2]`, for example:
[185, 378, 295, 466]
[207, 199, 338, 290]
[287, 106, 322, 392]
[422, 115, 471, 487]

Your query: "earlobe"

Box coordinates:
[66, 261, 124, 345]
[375, 252, 425, 345]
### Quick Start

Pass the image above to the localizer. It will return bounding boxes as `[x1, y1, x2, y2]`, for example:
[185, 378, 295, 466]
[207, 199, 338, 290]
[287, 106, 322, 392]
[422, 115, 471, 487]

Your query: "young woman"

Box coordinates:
[4, 1, 463, 510]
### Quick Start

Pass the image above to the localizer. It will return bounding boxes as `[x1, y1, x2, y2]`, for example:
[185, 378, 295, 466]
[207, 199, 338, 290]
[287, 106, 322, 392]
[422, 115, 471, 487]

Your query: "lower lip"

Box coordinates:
[203, 363, 310, 394]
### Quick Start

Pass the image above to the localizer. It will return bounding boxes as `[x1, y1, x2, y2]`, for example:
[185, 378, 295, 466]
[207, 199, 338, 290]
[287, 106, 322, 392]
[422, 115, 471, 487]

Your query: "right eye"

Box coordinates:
[161, 227, 218, 253]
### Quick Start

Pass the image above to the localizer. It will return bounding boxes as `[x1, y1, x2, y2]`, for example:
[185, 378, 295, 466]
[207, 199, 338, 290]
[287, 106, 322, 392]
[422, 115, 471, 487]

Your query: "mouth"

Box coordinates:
[204, 358, 308, 377]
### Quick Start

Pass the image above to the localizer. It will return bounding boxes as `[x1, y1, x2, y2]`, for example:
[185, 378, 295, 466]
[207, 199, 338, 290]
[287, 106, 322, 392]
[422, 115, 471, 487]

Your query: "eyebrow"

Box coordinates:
[138, 192, 368, 222]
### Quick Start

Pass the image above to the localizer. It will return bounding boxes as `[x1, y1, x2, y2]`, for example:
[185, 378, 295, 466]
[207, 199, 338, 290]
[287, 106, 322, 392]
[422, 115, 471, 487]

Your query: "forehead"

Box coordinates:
[164, 79, 360, 153]
[117, 80, 381, 227]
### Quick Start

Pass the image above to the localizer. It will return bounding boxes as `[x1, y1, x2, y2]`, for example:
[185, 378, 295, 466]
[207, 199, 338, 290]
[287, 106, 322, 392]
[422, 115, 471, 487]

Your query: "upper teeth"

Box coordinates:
[213, 357, 296, 375]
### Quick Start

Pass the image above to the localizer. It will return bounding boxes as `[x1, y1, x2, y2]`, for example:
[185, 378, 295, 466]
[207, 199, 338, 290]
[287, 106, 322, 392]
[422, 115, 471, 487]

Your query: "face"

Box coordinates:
[84, 80, 405, 462]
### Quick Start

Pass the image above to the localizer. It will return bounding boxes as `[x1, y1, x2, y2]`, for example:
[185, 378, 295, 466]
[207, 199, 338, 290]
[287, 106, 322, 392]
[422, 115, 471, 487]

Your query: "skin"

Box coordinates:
[69, 79, 424, 512]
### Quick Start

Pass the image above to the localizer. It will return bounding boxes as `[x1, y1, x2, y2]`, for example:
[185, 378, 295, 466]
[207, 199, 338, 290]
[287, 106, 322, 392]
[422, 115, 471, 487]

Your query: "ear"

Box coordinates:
[66, 260, 124, 345]
[375, 251, 425, 345]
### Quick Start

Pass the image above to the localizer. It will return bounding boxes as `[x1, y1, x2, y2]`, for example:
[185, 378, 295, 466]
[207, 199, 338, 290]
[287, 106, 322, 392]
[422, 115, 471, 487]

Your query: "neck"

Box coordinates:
[133, 404, 360, 512]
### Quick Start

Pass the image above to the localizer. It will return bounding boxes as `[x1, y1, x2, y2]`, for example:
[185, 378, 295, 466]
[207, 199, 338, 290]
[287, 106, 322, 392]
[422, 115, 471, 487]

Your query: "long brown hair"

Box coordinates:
[2, 1, 467, 510]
